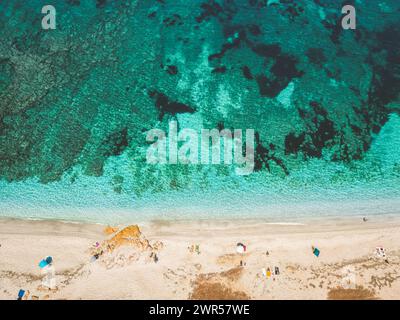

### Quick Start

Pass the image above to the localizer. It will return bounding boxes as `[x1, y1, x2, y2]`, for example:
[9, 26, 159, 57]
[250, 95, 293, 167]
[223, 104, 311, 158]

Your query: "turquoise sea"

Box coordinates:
[0, 1, 399, 223]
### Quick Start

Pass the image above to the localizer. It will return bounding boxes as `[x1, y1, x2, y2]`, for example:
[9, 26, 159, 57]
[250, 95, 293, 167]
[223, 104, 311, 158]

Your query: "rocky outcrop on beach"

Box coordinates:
[91, 225, 164, 269]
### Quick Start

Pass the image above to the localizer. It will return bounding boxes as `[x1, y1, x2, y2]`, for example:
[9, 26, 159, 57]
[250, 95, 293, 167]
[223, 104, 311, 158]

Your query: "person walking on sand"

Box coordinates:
[312, 246, 320, 257]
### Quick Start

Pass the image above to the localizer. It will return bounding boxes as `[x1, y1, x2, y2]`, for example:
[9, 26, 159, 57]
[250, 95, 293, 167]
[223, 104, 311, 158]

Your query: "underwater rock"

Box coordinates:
[149, 91, 196, 120]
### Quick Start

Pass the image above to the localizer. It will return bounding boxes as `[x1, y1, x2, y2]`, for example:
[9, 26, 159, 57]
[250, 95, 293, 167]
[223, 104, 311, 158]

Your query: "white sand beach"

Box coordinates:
[0, 216, 400, 300]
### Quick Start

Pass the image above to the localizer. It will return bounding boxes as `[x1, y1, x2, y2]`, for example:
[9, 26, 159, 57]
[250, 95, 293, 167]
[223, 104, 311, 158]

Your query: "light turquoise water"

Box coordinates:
[0, 1, 399, 223]
[1, 114, 399, 223]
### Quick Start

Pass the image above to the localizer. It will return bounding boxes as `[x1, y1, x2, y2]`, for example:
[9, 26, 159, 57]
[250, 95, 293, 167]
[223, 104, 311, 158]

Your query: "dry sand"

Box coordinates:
[0, 216, 400, 300]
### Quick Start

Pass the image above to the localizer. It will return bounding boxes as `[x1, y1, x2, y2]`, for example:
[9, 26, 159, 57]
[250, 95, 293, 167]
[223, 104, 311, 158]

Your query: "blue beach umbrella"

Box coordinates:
[17, 289, 25, 300]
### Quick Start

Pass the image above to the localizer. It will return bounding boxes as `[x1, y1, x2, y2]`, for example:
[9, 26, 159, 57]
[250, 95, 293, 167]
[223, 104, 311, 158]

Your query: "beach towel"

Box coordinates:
[17, 289, 25, 300]
[375, 246, 386, 258]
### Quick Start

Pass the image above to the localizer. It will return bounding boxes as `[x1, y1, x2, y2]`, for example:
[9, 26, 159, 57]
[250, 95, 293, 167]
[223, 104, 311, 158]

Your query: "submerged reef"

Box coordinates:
[0, 0, 399, 199]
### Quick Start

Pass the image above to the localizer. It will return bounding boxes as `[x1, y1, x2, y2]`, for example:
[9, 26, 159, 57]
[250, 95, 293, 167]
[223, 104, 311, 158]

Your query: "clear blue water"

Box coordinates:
[0, 1, 399, 223]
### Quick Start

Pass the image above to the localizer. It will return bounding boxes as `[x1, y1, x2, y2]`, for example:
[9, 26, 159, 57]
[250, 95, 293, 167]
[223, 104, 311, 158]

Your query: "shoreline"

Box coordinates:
[1, 215, 400, 300]
[1, 211, 400, 229]
[1, 190, 400, 224]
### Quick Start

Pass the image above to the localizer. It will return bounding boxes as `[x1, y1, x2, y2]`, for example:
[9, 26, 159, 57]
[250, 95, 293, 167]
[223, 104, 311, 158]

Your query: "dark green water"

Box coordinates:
[0, 1, 399, 222]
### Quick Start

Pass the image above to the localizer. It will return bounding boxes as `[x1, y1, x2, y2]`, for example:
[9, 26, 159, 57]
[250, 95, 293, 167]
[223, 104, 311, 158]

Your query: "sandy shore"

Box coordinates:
[1, 216, 400, 300]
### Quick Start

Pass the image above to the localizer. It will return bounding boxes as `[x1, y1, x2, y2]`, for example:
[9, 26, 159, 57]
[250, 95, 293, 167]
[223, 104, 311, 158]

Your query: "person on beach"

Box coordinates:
[312, 246, 320, 257]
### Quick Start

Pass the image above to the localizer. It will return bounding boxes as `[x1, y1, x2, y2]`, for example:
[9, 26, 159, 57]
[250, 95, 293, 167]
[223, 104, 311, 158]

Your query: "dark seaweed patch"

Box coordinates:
[212, 66, 227, 74]
[163, 14, 183, 27]
[322, 15, 343, 44]
[271, 55, 303, 79]
[248, 0, 268, 8]
[285, 132, 305, 155]
[196, 1, 236, 23]
[279, 0, 305, 21]
[247, 24, 262, 36]
[101, 128, 129, 157]
[254, 132, 289, 175]
[349, 24, 400, 144]
[251, 44, 281, 58]
[254, 54, 302, 98]
[85, 128, 129, 177]
[208, 39, 241, 61]
[66, 0, 80, 5]
[96, 0, 106, 8]
[256, 75, 283, 98]
[196, 1, 223, 23]
[207, 26, 247, 61]
[147, 11, 157, 19]
[369, 26, 400, 107]
[285, 102, 337, 159]
[306, 48, 326, 66]
[149, 91, 195, 120]
[242, 66, 253, 80]
[166, 65, 178, 75]
[246, 42, 303, 98]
